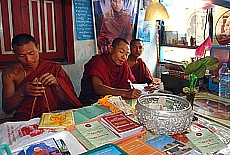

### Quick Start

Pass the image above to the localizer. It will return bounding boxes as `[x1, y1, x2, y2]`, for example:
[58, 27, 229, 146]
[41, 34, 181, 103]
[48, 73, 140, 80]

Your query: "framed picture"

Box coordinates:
[215, 10, 230, 45]
[92, 0, 139, 53]
[136, 9, 150, 42]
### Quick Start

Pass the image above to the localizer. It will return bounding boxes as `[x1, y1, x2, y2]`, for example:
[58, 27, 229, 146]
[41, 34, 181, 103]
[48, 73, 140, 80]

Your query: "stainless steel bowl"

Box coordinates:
[135, 93, 193, 135]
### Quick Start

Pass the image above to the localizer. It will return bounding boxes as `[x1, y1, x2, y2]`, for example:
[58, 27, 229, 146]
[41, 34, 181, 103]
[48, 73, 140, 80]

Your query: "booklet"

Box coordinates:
[186, 129, 227, 153]
[21, 138, 61, 155]
[80, 144, 128, 155]
[55, 139, 71, 155]
[117, 137, 165, 155]
[70, 120, 120, 150]
[38, 110, 74, 130]
[146, 135, 200, 155]
[73, 104, 111, 124]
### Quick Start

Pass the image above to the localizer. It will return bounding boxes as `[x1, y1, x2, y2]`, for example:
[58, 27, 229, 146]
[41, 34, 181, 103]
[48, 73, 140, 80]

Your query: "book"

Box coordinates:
[80, 144, 129, 155]
[117, 137, 165, 155]
[146, 135, 200, 155]
[12, 130, 87, 155]
[38, 110, 74, 129]
[185, 129, 227, 153]
[55, 139, 71, 155]
[215, 143, 230, 155]
[100, 112, 143, 138]
[73, 104, 111, 124]
[70, 120, 120, 150]
[21, 138, 61, 155]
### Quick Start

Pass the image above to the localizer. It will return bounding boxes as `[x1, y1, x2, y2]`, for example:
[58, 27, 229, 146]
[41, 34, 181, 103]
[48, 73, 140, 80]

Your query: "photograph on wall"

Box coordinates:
[93, 0, 139, 53]
[215, 10, 230, 45]
[186, 10, 208, 46]
[137, 9, 150, 42]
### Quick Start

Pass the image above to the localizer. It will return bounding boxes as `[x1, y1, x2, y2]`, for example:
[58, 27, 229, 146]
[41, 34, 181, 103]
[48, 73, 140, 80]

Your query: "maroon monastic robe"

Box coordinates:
[12, 60, 82, 121]
[130, 58, 154, 84]
[79, 53, 135, 106]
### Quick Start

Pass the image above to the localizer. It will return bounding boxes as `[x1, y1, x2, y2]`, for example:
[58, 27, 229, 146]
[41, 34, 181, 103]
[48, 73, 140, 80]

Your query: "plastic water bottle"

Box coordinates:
[218, 63, 230, 99]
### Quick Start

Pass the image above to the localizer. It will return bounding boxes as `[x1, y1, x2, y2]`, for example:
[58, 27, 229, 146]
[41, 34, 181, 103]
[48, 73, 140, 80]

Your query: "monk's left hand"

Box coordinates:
[38, 73, 58, 86]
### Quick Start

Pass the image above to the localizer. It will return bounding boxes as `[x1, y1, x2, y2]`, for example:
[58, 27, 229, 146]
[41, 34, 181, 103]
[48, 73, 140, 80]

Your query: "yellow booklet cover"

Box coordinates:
[38, 111, 74, 129]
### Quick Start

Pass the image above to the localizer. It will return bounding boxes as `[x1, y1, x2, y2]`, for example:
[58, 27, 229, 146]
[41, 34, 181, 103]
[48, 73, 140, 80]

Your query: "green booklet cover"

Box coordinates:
[73, 104, 110, 124]
[186, 129, 227, 153]
[71, 120, 120, 150]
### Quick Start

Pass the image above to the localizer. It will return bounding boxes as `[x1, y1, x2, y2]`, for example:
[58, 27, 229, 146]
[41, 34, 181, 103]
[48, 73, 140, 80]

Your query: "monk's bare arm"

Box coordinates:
[2, 67, 25, 114]
[91, 76, 141, 99]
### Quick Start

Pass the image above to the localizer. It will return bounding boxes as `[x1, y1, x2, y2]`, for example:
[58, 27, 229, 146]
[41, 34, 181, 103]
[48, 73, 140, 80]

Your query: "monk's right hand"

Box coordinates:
[125, 89, 142, 99]
[24, 78, 45, 96]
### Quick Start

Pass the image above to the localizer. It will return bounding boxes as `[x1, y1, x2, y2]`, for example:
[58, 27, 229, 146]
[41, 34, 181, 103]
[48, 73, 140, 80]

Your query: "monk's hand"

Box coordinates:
[126, 89, 142, 99]
[152, 77, 161, 84]
[39, 73, 58, 86]
[24, 78, 45, 96]
[144, 83, 160, 93]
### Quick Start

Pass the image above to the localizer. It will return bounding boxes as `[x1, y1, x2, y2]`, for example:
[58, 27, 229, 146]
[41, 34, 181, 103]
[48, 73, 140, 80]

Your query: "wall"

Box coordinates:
[0, 0, 157, 119]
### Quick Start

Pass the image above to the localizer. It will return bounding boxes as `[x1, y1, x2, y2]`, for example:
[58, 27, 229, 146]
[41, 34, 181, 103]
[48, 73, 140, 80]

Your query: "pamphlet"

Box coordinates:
[186, 129, 227, 153]
[118, 137, 165, 155]
[21, 138, 61, 155]
[70, 120, 120, 150]
[146, 135, 200, 155]
[38, 110, 74, 129]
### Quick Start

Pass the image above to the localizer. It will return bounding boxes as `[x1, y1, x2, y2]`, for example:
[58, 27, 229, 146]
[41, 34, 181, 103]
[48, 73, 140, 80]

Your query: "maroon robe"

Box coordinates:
[97, 8, 132, 52]
[130, 58, 154, 84]
[12, 60, 82, 121]
[79, 53, 135, 106]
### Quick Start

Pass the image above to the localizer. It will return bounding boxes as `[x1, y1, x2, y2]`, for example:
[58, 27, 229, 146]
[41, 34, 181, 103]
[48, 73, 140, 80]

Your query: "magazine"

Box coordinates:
[21, 138, 61, 155]
[146, 135, 200, 155]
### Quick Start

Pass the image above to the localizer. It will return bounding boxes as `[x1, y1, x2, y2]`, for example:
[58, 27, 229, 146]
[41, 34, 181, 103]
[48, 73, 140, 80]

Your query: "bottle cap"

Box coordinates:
[159, 82, 164, 90]
[222, 63, 227, 67]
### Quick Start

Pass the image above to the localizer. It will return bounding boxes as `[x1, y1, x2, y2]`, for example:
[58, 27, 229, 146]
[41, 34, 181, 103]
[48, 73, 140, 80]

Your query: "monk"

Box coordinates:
[2, 34, 82, 121]
[97, 0, 132, 53]
[127, 39, 161, 85]
[79, 38, 142, 106]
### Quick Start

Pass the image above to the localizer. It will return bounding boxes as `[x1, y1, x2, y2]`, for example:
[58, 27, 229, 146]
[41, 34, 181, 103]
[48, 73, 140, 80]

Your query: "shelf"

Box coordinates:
[212, 45, 230, 50]
[160, 44, 198, 49]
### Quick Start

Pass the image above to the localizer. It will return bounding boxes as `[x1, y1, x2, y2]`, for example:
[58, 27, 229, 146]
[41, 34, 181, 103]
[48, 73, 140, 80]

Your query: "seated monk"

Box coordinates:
[2, 34, 83, 121]
[127, 39, 161, 90]
[79, 38, 142, 106]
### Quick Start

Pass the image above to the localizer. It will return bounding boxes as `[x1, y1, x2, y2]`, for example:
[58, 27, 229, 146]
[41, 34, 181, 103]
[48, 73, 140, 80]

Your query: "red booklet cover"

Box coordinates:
[100, 113, 143, 138]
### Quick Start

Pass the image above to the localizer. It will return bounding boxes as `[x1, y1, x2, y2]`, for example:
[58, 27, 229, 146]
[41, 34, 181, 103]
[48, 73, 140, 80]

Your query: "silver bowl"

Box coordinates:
[135, 93, 193, 135]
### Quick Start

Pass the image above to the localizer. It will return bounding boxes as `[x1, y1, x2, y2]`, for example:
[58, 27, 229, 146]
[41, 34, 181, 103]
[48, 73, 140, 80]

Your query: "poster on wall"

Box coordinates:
[93, 0, 139, 53]
[74, 0, 94, 40]
[137, 9, 150, 42]
[215, 10, 230, 45]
